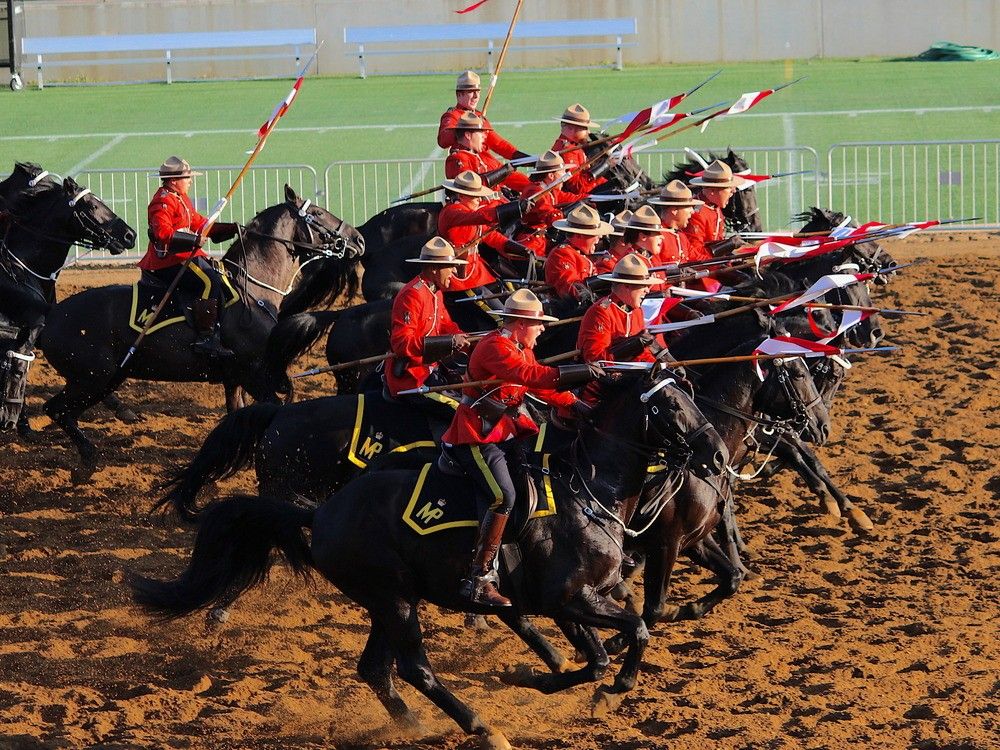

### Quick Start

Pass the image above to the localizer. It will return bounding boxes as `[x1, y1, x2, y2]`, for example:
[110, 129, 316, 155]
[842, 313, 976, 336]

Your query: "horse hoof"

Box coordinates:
[591, 687, 624, 718]
[604, 634, 627, 655]
[552, 654, 574, 674]
[71, 464, 96, 485]
[465, 613, 490, 632]
[675, 603, 705, 621]
[394, 710, 424, 736]
[822, 497, 843, 518]
[207, 607, 230, 625]
[573, 649, 588, 664]
[741, 566, 761, 582]
[848, 506, 875, 532]
[116, 408, 143, 424]
[478, 731, 512, 750]
[500, 664, 539, 687]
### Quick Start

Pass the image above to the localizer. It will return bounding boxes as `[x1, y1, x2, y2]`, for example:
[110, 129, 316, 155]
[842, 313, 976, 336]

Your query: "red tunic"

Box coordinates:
[682, 202, 726, 263]
[544, 243, 596, 300]
[577, 295, 655, 365]
[437, 106, 518, 158]
[664, 226, 720, 293]
[441, 329, 576, 445]
[436, 202, 506, 291]
[445, 147, 531, 193]
[138, 186, 210, 271]
[385, 276, 463, 395]
[515, 181, 586, 257]
[551, 135, 606, 194]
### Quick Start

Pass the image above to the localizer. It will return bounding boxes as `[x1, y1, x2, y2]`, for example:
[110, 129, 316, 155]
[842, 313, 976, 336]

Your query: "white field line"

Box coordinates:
[65, 134, 127, 175]
[400, 146, 444, 198]
[3, 105, 999, 142]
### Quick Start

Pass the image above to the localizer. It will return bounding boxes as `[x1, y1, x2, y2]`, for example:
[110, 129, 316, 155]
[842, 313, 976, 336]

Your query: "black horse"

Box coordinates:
[39, 185, 364, 477]
[1, 163, 136, 432]
[132, 372, 727, 749]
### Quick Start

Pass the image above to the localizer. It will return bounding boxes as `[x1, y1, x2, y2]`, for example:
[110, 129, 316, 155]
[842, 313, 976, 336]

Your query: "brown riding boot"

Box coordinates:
[459, 510, 512, 607]
[190, 299, 234, 359]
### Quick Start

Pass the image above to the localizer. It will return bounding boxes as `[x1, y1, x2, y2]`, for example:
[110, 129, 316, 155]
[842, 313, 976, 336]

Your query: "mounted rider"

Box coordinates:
[444, 112, 531, 195]
[385, 237, 471, 430]
[594, 209, 634, 275]
[437, 170, 525, 293]
[577, 254, 660, 398]
[441, 288, 602, 606]
[515, 149, 589, 259]
[438, 70, 529, 160]
[682, 160, 747, 260]
[543, 204, 613, 309]
[649, 179, 704, 265]
[619, 205, 667, 291]
[551, 104, 612, 194]
[138, 156, 239, 358]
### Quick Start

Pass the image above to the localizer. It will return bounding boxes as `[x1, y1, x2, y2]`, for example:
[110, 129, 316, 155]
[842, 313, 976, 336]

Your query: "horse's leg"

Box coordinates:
[496, 611, 573, 675]
[357, 620, 420, 728]
[605, 537, 680, 657]
[672, 538, 744, 621]
[505, 585, 648, 699]
[782, 438, 874, 531]
[223, 381, 243, 412]
[379, 600, 509, 749]
[102, 393, 142, 423]
[44, 383, 106, 479]
[714, 486, 753, 579]
[502, 618, 609, 693]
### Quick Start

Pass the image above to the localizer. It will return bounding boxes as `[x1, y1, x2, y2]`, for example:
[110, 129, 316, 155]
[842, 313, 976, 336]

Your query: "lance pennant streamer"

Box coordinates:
[808, 307, 873, 348]
[456, 0, 491, 12]
[752, 336, 842, 380]
[699, 77, 804, 132]
[769, 273, 875, 315]
[258, 76, 303, 138]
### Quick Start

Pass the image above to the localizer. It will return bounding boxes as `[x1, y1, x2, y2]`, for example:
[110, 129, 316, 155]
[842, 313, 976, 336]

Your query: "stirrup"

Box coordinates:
[460, 574, 511, 607]
[191, 333, 235, 359]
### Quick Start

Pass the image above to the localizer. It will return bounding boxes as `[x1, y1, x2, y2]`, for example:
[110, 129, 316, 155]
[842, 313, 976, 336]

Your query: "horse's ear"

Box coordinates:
[751, 305, 775, 333]
[284, 184, 298, 203]
[63, 176, 79, 193]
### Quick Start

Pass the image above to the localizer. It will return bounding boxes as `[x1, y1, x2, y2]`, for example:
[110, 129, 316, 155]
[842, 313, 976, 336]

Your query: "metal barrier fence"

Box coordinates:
[9, 140, 995, 265]
[69, 164, 318, 262]
[827, 140, 1000, 229]
[323, 146, 822, 232]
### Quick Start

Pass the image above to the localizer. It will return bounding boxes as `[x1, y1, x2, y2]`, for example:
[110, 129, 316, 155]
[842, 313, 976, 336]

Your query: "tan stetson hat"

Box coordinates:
[609, 209, 633, 236]
[498, 288, 558, 323]
[689, 159, 739, 188]
[648, 179, 706, 207]
[530, 149, 565, 176]
[453, 112, 491, 132]
[442, 170, 494, 197]
[552, 204, 613, 236]
[558, 103, 599, 129]
[456, 70, 481, 91]
[626, 205, 663, 233]
[405, 236, 468, 266]
[598, 253, 655, 286]
[155, 156, 203, 179]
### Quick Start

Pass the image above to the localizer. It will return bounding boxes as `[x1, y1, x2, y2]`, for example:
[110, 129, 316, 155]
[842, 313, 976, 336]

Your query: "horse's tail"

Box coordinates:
[261, 309, 341, 398]
[130, 495, 314, 619]
[156, 402, 282, 522]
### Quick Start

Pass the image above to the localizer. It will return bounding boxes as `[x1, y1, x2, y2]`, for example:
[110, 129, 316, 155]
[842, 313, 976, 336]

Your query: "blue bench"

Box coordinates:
[343, 18, 638, 79]
[20, 28, 316, 88]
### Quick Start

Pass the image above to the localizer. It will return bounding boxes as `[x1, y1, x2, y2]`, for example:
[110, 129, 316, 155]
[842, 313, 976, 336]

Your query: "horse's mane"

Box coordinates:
[792, 206, 852, 232]
[662, 149, 745, 184]
[4, 176, 63, 214]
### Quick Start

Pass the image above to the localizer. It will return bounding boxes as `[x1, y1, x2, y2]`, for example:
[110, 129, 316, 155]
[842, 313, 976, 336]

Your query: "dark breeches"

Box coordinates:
[446, 442, 517, 516]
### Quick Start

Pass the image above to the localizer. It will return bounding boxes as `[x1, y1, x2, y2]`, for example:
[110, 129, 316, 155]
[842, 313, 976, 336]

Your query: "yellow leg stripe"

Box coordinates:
[188, 262, 213, 299]
[471, 444, 505, 510]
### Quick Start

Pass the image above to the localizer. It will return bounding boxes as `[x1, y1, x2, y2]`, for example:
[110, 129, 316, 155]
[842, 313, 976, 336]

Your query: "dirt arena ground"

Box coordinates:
[2, 234, 998, 750]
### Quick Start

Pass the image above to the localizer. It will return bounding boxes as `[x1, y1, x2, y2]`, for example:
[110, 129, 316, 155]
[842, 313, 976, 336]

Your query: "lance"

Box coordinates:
[397, 345, 579, 395]
[292, 315, 583, 380]
[613, 346, 899, 370]
[115, 45, 322, 376]
[480, 0, 524, 116]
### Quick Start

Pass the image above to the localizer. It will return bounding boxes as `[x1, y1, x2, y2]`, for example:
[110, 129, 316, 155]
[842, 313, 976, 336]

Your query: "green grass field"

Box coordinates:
[3, 57, 998, 240]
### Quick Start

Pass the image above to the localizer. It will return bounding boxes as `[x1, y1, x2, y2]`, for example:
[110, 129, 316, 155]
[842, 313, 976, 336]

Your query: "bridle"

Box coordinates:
[223, 199, 362, 298]
[1, 183, 131, 283]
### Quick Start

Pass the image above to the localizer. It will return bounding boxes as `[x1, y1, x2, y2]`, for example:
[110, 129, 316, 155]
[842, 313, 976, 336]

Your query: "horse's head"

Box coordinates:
[721, 149, 761, 233]
[593, 369, 728, 479]
[59, 177, 137, 254]
[586, 133, 654, 193]
[808, 355, 848, 409]
[754, 345, 831, 446]
[283, 184, 365, 261]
